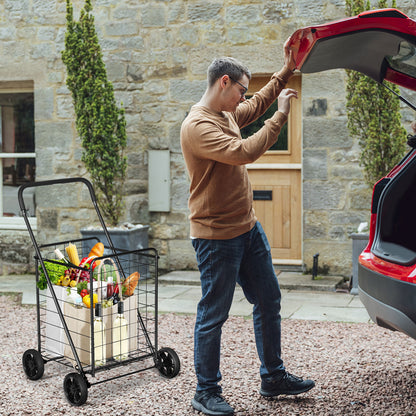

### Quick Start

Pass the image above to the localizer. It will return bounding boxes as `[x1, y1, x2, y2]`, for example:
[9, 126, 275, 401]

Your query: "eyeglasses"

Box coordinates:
[229, 76, 248, 97]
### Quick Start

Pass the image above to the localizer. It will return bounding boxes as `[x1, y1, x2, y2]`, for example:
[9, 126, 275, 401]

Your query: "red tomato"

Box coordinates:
[80, 289, 89, 298]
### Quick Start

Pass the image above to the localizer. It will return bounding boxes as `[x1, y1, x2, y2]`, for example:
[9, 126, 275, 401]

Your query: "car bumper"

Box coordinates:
[358, 262, 416, 339]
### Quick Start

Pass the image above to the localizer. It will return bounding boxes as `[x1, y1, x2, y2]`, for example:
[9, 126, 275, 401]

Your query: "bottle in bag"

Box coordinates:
[94, 303, 106, 366]
[113, 301, 129, 361]
[67, 287, 83, 308]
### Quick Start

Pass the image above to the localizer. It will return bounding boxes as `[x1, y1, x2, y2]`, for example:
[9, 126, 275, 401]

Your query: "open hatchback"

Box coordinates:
[288, 8, 416, 339]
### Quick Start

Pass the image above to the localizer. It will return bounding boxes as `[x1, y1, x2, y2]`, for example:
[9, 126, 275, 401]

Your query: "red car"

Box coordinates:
[288, 9, 416, 339]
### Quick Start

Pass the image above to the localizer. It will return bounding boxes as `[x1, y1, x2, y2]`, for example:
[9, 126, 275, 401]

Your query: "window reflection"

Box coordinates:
[387, 41, 416, 77]
[240, 99, 288, 151]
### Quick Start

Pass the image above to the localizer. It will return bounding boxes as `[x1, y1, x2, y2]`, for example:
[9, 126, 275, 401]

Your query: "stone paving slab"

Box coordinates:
[0, 274, 36, 304]
[282, 290, 354, 307]
[289, 304, 371, 323]
[157, 298, 198, 315]
[280, 300, 302, 319]
[348, 295, 366, 308]
[158, 285, 196, 299]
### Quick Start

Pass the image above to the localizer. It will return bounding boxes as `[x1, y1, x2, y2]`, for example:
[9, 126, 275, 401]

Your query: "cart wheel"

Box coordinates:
[157, 347, 180, 378]
[63, 373, 88, 406]
[22, 349, 44, 381]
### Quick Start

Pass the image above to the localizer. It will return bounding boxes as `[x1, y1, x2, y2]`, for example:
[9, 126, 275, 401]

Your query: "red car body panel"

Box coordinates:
[359, 145, 416, 283]
[360, 148, 416, 284]
[288, 8, 416, 90]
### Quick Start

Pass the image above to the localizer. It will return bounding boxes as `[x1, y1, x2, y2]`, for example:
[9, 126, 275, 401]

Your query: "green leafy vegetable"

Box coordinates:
[76, 281, 89, 295]
[37, 260, 68, 290]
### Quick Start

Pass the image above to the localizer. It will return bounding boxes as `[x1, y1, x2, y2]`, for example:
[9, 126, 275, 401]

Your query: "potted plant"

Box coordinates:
[61, 0, 148, 256]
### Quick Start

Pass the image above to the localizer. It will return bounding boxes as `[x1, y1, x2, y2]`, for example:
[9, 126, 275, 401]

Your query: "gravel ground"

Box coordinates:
[2, 293, 416, 416]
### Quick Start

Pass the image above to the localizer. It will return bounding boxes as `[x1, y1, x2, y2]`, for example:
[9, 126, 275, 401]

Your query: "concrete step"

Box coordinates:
[274, 264, 304, 273]
[159, 270, 344, 292]
[159, 271, 200, 286]
[277, 272, 344, 292]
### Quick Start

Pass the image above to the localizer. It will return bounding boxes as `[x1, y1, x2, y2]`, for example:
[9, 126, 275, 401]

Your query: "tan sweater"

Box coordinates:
[180, 67, 292, 240]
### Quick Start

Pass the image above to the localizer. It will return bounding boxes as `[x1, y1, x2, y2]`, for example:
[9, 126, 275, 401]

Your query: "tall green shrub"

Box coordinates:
[62, 0, 127, 226]
[345, 0, 407, 187]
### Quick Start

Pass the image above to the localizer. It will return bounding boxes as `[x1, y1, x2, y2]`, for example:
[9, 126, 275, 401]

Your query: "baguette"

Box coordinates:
[122, 271, 140, 296]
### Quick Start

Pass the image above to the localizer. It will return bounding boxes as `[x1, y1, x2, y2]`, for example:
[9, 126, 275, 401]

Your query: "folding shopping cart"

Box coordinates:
[18, 177, 180, 406]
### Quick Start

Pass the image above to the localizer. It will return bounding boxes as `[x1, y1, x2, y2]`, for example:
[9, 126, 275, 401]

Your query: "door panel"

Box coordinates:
[250, 169, 301, 262]
[247, 75, 302, 265]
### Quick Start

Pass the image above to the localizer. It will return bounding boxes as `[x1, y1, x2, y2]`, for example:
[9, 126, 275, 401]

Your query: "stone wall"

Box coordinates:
[0, 230, 35, 275]
[302, 70, 371, 274]
[1, 0, 416, 276]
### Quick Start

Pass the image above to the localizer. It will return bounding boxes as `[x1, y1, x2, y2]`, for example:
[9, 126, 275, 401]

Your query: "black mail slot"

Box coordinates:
[253, 190, 272, 201]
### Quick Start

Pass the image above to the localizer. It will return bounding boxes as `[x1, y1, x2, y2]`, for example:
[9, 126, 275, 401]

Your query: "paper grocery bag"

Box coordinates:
[94, 258, 138, 358]
[63, 294, 138, 367]
[44, 285, 68, 357]
[116, 294, 138, 354]
[63, 302, 114, 367]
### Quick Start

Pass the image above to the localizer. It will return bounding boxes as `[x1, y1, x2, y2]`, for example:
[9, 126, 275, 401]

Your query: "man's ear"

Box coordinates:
[219, 74, 230, 90]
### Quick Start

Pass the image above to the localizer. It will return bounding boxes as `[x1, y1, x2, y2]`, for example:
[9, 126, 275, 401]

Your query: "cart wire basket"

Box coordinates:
[18, 177, 180, 406]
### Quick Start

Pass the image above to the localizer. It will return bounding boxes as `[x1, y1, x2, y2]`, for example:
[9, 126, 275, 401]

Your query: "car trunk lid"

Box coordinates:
[288, 8, 416, 94]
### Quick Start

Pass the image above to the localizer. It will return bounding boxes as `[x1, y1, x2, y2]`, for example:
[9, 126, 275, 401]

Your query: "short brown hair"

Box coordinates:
[207, 57, 251, 87]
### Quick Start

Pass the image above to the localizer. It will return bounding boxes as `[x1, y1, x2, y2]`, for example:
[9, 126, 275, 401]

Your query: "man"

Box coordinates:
[180, 39, 315, 416]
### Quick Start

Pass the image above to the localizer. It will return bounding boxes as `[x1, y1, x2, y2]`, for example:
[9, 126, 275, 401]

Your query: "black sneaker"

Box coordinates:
[260, 372, 315, 397]
[191, 391, 234, 416]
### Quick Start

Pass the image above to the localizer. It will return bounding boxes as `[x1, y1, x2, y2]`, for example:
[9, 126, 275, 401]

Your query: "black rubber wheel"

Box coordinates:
[22, 349, 44, 381]
[157, 347, 180, 378]
[63, 373, 88, 406]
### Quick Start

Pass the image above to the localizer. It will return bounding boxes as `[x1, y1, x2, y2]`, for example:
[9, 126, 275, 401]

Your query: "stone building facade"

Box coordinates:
[1, 0, 415, 276]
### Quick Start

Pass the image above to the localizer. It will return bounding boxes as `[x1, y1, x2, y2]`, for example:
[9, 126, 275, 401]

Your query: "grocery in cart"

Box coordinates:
[18, 177, 180, 406]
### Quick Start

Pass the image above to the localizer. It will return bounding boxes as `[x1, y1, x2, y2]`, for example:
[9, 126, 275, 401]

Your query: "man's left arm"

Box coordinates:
[234, 65, 294, 129]
[235, 37, 297, 128]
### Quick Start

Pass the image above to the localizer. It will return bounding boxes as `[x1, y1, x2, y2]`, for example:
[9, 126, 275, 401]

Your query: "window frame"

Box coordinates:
[244, 75, 292, 156]
[0, 81, 36, 230]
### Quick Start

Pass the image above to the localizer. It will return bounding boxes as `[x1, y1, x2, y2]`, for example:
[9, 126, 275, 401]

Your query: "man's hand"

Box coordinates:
[283, 35, 298, 72]
[278, 88, 298, 116]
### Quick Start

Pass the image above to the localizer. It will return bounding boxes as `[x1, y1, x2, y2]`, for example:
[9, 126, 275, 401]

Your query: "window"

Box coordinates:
[0, 81, 35, 226]
[240, 99, 288, 151]
[387, 40, 416, 77]
[240, 76, 289, 152]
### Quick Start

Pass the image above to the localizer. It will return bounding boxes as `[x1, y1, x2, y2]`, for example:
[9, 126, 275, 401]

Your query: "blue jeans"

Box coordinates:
[192, 222, 285, 393]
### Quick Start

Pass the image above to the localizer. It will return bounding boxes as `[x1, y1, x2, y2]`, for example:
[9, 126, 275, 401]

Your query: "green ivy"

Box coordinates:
[345, 0, 407, 187]
[62, 0, 127, 226]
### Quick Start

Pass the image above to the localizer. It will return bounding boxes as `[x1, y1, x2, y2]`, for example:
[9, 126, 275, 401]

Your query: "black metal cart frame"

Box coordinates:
[18, 177, 180, 406]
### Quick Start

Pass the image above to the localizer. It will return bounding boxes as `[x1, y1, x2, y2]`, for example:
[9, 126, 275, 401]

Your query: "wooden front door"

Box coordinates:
[246, 75, 302, 266]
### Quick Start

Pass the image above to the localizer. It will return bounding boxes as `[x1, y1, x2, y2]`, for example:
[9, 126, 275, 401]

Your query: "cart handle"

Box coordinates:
[18, 177, 126, 279]
[18, 177, 96, 214]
